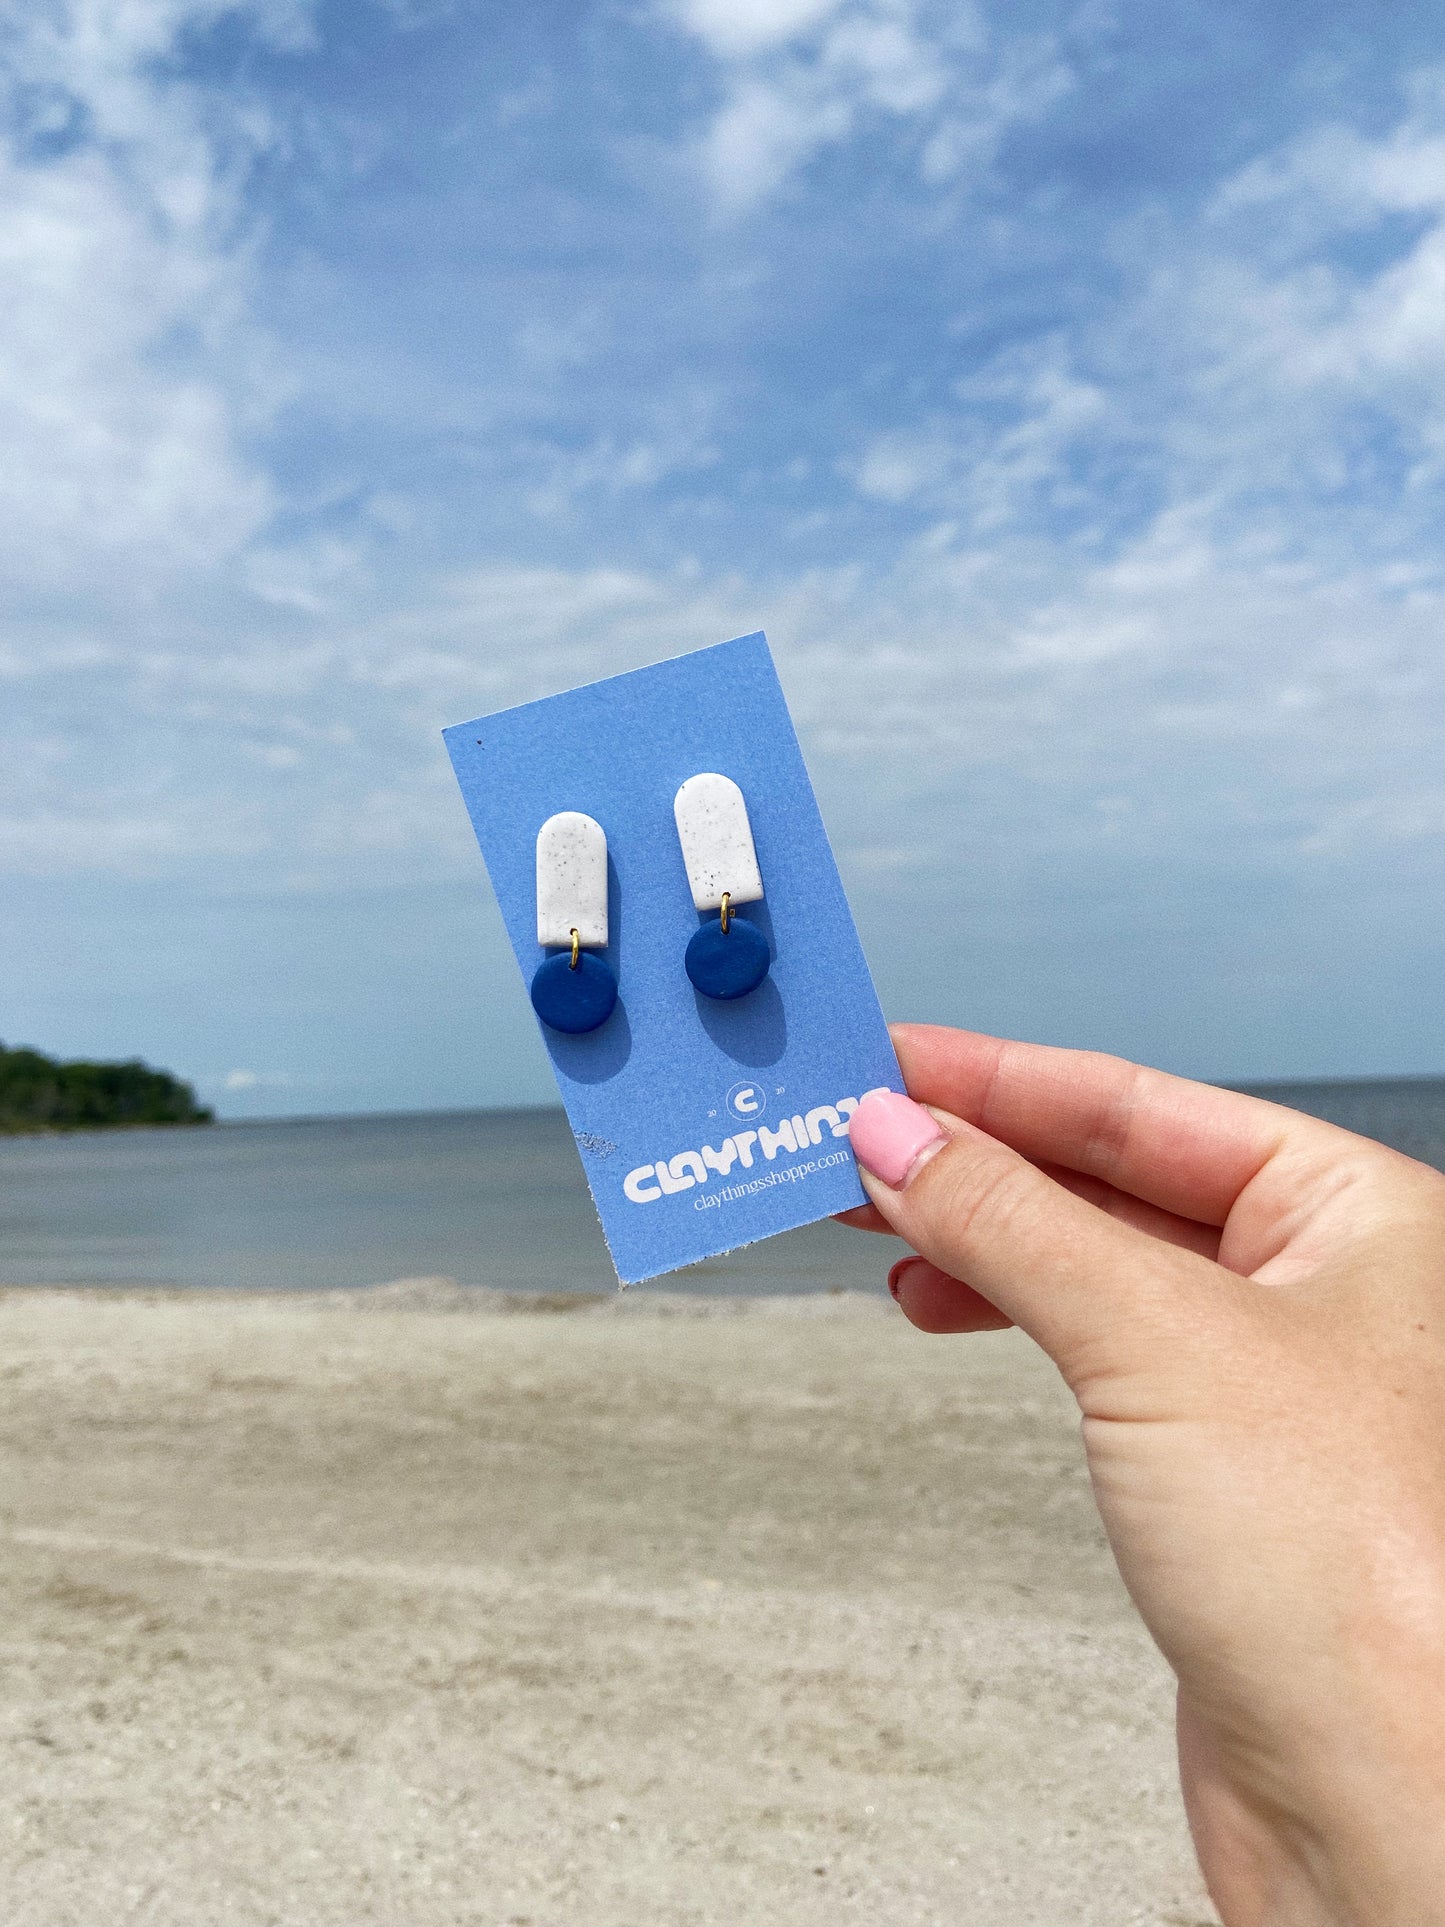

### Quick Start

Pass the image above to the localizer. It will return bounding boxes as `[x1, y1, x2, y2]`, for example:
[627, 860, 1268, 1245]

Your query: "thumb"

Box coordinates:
[849, 1090, 1227, 1391]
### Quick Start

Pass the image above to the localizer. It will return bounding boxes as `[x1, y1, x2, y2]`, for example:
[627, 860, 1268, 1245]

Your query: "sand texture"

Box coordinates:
[0, 1284, 1217, 1926]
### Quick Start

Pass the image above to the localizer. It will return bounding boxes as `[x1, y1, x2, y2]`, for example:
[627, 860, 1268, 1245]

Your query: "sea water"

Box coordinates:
[0, 1080, 1441, 1295]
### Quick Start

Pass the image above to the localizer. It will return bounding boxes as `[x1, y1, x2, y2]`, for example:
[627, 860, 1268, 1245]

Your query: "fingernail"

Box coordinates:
[850, 1090, 946, 1190]
[888, 1256, 925, 1301]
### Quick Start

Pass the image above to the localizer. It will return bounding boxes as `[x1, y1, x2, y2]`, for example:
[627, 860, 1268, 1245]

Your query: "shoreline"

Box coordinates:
[0, 1276, 893, 1314]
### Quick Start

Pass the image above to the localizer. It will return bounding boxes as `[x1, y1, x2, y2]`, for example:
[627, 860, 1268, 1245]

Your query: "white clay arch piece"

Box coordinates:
[672, 773, 764, 913]
[536, 811, 608, 948]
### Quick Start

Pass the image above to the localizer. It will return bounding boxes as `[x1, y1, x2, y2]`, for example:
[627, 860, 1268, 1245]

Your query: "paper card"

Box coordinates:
[443, 633, 901, 1284]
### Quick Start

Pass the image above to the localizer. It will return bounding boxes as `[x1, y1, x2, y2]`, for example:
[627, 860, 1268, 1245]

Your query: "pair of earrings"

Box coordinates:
[530, 773, 769, 1035]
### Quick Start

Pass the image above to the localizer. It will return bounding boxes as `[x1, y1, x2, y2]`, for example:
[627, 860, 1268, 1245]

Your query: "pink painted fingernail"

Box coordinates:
[849, 1090, 946, 1189]
[888, 1256, 925, 1301]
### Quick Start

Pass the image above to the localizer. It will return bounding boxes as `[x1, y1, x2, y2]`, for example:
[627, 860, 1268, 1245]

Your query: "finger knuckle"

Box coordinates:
[923, 1144, 1033, 1252]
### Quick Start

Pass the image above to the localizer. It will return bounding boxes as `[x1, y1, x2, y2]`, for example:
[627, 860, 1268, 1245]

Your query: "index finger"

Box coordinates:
[889, 1024, 1318, 1228]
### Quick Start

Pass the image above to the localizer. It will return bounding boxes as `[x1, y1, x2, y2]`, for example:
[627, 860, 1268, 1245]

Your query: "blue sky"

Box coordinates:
[2, 0, 1443, 1116]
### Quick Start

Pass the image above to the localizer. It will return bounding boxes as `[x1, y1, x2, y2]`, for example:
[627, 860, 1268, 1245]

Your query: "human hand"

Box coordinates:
[839, 1025, 1445, 1927]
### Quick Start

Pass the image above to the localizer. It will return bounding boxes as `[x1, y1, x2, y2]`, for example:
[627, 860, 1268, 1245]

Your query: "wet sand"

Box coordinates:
[0, 1282, 1216, 1926]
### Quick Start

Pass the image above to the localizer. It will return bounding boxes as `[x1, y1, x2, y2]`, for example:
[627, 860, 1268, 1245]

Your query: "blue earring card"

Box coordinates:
[443, 633, 902, 1285]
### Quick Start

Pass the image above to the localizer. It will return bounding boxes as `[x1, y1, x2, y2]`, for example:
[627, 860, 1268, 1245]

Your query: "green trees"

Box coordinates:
[0, 1044, 213, 1133]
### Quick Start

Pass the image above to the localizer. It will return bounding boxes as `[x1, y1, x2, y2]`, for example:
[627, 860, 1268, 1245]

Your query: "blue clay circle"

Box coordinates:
[685, 915, 770, 1000]
[530, 951, 618, 1034]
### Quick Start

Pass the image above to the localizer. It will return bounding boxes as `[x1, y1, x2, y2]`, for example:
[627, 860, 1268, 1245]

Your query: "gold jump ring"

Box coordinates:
[569, 929, 581, 969]
[720, 892, 731, 935]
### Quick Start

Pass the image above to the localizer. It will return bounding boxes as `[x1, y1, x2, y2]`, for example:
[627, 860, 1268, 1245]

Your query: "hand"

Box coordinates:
[839, 1025, 1445, 1927]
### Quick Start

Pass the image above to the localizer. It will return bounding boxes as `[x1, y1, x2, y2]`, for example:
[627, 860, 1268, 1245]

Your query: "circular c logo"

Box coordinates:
[726, 1081, 766, 1121]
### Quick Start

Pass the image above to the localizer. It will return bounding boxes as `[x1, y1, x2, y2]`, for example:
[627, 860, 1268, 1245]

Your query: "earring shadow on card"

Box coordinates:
[547, 852, 632, 1084]
[691, 900, 787, 1068]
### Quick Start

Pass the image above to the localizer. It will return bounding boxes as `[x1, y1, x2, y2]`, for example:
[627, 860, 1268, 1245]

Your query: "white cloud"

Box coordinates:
[698, 77, 853, 215]
[663, 0, 1066, 216]
[1143, 72, 1445, 498]
[671, 0, 843, 60]
[1, 496, 1440, 900]
[0, 9, 1440, 929]
[1212, 70, 1445, 229]
[851, 340, 1107, 531]
[837, 66, 1445, 608]
[1300, 789, 1445, 856]
[0, 804, 261, 875]
[0, 0, 311, 594]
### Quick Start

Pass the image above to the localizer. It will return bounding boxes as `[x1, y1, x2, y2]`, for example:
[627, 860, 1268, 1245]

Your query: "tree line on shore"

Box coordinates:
[0, 1043, 213, 1134]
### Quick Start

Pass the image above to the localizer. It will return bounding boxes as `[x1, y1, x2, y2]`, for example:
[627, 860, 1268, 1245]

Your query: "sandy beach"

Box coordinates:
[0, 1282, 1216, 1926]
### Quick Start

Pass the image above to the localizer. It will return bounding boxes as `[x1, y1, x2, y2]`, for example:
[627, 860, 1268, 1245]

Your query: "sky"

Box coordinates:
[1, 0, 1443, 1117]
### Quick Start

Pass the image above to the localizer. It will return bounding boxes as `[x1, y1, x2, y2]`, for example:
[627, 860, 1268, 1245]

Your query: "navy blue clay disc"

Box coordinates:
[685, 915, 770, 1000]
[530, 951, 618, 1033]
